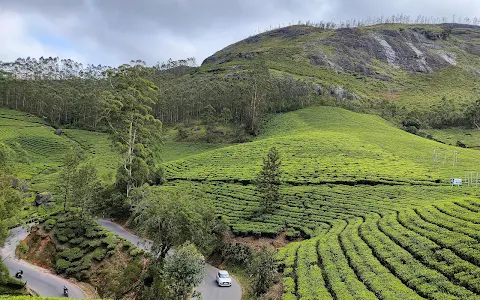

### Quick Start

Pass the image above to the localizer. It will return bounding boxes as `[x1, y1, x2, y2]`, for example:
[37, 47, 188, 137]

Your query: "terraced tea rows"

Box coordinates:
[167, 178, 480, 299]
[275, 200, 480, 300]
[163, 107, 480, 186]
[0, 109, 118, 190]
[159, 107, 480, 299]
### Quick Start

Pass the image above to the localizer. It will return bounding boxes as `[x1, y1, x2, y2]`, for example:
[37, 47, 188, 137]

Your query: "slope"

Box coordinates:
[164, 106, 480, 185]
[201, 23, 480, 117]
[159, 106, 480, 299]
[0, 108, 119, 192]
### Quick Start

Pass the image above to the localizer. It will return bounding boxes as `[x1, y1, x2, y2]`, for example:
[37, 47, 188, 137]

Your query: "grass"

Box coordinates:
[62, 129, 120, 183]
[0, 108, 119, 191]
[424, 128, 480, 149]
[1, 108, 227, 230]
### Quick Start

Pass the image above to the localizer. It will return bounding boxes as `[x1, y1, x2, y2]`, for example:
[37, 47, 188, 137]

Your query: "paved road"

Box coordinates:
[0, 226, 87, 299]
[98, 219, 242, 300]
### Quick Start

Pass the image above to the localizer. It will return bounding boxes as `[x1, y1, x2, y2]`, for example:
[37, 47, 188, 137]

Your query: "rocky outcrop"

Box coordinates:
[202, 24, 478, 77]
[33, 192, 52, 207]
[318, 27, 456, 74]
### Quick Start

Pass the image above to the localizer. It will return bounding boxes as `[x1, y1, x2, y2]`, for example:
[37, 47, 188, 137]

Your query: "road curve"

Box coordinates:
[97, 219, 242, 300]
[0, 226, 87, 299]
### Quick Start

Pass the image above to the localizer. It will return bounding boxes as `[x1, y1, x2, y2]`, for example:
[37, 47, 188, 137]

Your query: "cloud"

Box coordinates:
[0, 0, 478, 66]
[0, 10, 84, 63]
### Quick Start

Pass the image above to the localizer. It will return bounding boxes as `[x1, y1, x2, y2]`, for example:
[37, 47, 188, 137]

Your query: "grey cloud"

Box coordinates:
[0, 0, 479, 66]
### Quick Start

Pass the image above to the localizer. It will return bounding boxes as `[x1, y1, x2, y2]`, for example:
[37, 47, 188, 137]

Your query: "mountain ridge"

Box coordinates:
[200, 23, 480, 117]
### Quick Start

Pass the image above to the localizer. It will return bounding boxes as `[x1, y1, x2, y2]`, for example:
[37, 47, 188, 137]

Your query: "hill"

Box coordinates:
[0, 108, 230, 225]
[201, 23, 480, 123]
[164, 106, 480, 185]
[158, 106, 480, 299]
[0, 108, 120, 225]
[1, 23, 479, 143]
[0, 108, 119, 191]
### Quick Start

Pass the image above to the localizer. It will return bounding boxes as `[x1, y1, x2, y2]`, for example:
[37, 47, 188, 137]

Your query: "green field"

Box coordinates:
[0, 108, 119, 191]
[425, 128, 480, 149]
[4, 106, 480, 299]
[164, 107, 480, 185]
[159, 106, 480, 299]
[0, 108, 121, 225]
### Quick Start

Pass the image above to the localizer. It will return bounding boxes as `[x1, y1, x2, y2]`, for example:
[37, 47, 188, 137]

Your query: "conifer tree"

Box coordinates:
[256, 147, 282, 212]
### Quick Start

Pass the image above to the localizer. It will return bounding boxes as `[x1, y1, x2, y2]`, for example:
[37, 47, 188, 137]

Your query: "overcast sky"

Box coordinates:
[0, 0, 479, 66]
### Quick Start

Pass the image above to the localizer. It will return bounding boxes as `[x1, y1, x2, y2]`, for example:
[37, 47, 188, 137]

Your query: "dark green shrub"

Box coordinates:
[80, 239, 102, 250]
[69, 237, 85, 246]
[122, 241, 133, 251]
[221, 243, 252, 266]
[129, 249, 143, 257]
[57, 235, 69, 243]
[44, 219, 56, 232]
[92, 248, 107, 261]
[285, 228, 301, 240]
[102, 234, 119, 250]
[55, 259, 71, 273]
[59, 247, 84, 262]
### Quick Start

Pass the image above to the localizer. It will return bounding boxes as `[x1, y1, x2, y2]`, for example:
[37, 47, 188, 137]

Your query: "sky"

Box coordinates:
[0, 0, 479, 67]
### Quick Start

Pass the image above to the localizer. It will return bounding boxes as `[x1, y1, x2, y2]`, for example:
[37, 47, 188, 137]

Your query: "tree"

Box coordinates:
[100, 62, 162, 200]
[220, 107, 233, 125]
[428, 96, 459, 128]
[202, 104, 217, 142]
[134, 188, 219, 260]
[0, 143, 22, 245]
[248, 247, 279, 296]
[58, 147, 82, 212]
[256, 147, 282, 212]
[71, 162, 102, 220]
[467, 99, 480, 129]
[160, 242, 205, 300]
[246, 58, 271, 135]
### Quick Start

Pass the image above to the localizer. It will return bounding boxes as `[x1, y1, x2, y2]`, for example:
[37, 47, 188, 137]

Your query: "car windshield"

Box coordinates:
[219, 273, 230, 278]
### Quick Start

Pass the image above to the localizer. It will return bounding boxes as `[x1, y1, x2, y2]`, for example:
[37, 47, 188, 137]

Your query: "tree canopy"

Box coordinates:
[134, 187, 220, 260]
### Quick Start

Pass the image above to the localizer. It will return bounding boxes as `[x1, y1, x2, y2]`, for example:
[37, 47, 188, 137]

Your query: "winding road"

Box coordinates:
[1, 221, 242, 299]
[0, 226, 86, 299]
[98, 219, 242, 300]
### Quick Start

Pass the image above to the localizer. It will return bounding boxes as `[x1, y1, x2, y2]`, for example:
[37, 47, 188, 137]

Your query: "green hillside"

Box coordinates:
[164, 107, 480, 185]
[4, 104, 480, 299]
[0, 108, 119, 192]
[0, 108, 120, 225]
[159, 106, 480, 299]
[201, 24, 480, 120]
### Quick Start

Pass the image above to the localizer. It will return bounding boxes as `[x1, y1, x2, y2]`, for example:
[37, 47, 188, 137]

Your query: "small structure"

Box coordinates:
[464, 172, 479, 187]
[450, 178, 462, 186]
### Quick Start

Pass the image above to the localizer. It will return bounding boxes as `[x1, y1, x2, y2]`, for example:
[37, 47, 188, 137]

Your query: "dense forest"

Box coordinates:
[0, 56, 318, 138]
[1, 55, 479, 143]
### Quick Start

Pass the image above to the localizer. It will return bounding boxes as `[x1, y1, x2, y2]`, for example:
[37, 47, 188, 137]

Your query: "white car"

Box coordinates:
[216, 270, 232, 287]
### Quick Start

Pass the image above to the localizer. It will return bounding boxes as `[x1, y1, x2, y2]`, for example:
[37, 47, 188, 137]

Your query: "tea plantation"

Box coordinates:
[0, 108, 119, 191]
[159, 106, 480, 300]
[4, 105, 480, 299]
